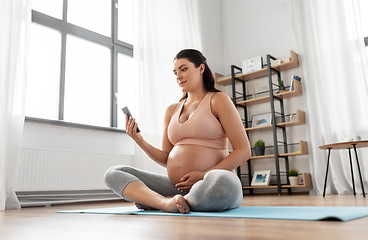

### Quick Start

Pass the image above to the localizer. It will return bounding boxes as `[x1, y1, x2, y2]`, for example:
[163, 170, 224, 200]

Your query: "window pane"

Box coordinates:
[64, 35, 110, 127]
[117, 53, 135, 129]
[68, 0, 111, 37]
[26, 23, 61, 119]
[118, 0, 134, 44]
[32, 0, 63, 19]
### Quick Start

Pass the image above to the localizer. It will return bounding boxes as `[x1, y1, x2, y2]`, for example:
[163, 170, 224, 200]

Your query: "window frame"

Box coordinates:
[26, 0, 132, 132]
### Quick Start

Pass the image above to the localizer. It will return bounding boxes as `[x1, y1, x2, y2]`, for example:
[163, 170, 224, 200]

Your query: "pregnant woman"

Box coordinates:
[104, 49, 251, 214]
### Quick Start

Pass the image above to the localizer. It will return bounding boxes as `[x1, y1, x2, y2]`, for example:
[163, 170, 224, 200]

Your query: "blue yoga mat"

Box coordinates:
[57, 206, 368, 221]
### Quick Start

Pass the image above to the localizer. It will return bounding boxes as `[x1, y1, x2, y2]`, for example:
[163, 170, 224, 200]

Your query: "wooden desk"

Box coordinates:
[319, 140, 367, 197]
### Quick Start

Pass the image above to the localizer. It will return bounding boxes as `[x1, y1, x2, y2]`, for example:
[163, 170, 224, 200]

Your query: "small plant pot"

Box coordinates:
[280, 86, 285, 91]
[288, 176, 299, 186]
[254, 146, 265, 156]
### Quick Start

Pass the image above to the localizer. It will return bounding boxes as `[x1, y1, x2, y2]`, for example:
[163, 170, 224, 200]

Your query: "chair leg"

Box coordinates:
[348, 148, 356, 196]
[323, 148, 331, 197]
[353, 144, 366, 197]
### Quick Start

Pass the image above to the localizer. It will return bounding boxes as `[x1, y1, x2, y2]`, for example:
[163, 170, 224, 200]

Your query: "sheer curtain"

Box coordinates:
[292, 0, 368, 195]
[131, 0, 202, 174]
[0, 0, 31, 210]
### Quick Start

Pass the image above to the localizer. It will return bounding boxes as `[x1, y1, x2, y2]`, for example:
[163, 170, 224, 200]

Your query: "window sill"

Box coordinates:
[25, 117, 126, 133]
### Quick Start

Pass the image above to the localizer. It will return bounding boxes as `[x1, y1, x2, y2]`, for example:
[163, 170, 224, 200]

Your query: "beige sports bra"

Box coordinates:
[168, 92, 228, 149]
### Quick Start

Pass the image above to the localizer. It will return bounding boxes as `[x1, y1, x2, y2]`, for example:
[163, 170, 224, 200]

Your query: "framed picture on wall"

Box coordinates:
[251, 170, 272, 186]
[251, 113, 272, 128]
[242, 56, 263, 74]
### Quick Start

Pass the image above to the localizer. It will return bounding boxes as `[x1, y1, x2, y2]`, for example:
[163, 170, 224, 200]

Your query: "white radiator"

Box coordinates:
[16, 148, 135, 192]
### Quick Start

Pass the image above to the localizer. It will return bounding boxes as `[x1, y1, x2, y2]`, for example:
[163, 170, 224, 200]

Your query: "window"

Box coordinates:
[117, 53, 135, 129]
[68, 0, 111, 37]
[27, 0, 134, 129]
[118, 0, 134, 44]
[64, 35, 111, 127]
[31, 0, 63, 19]
[26, 23, 61, 120]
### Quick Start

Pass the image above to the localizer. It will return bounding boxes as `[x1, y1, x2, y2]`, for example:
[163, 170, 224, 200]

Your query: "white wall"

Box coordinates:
[221, 0, 298, 73]
[197, 0, 225, 75]
[22, 122, 134, 155]
[19, 122, 136, 191]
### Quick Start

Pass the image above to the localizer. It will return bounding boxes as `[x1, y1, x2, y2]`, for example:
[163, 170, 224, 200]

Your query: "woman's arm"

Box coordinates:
[175, 92, 251, 190]
[125, 104, 177, 167]
[208, 92, 251, 171]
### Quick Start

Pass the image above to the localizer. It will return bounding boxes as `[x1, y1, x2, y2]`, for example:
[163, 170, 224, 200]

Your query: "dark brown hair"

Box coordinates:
[174, 49, 220, 101]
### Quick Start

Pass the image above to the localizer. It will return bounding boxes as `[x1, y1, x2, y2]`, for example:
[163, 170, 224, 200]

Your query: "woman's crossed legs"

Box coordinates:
[104, 166, 243, 213]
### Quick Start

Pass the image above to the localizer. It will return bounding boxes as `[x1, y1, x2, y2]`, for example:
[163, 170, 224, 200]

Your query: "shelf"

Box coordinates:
[250, 141, 308, 160]
[245, 125, 273, 132]
[243, 185, 277, 189]
[277, 110, 305, 127]
[250, 154, 276, 160]
[237, 79, 302, 107]
[215, 50, 299, 86]
[245, 110, 305, 132]
[242, 173, 312, 189]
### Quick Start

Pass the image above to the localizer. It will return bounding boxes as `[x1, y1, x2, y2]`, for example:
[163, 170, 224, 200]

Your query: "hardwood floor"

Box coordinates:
[1, 194, 367, 240]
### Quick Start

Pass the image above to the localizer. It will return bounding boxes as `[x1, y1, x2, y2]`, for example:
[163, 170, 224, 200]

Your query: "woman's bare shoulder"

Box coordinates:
[167, 102, 179, 113]
[211, 92, 236, 117]
[212, 91, 231, 100]
[211, 92, 233, 107]
[164, 102, 180, 122]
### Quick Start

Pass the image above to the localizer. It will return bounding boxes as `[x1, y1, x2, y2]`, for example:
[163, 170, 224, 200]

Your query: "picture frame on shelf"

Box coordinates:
[251, 170, 272, 186]
[242, 56, 263, 74]
[251, 113, 272, 128]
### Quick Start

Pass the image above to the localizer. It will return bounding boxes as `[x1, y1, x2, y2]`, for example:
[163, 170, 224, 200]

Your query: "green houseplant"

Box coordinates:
[278, 79, 285, 90]
[253, 139, 265, 156]
[288, 168, 299, 186]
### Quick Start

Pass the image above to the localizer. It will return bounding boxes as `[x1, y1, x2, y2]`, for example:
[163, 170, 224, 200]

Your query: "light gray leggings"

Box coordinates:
[104, 166, 243, 212]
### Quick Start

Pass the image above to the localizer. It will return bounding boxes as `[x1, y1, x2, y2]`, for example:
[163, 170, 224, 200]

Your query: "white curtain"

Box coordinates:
[0, 0, 31, 210]
[131, 0, 202, 174]
[292, 0, 368, 195]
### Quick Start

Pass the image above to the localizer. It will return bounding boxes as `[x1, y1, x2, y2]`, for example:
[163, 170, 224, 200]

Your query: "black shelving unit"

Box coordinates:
[215, 50, 311, 194]
[230, 54, 292, 195]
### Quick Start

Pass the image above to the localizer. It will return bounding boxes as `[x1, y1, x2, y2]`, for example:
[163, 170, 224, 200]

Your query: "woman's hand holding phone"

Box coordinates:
[123, 107, 142, 142]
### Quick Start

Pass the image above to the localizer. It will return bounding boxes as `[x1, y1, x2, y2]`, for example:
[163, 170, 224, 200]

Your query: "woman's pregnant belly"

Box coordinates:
[167, 144, 228, 185]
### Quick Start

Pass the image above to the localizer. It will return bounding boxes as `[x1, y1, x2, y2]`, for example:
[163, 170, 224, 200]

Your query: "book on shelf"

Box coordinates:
[290, 75, 301, 91]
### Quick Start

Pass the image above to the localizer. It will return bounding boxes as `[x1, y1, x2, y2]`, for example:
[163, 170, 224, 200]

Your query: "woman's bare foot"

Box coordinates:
[134, 195, 190, 214]
[135, 203, 157, 210]
[175, 195, 190, 214]
[160, 194, 190, 214]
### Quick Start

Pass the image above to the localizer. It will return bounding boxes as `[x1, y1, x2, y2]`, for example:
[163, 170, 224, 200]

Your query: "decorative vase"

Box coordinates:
[254, 146, 265, 156]
[289, 176, 299, 186]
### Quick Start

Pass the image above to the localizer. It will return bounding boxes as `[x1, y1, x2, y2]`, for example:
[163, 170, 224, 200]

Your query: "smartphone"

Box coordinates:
[122, 106, 140, 133]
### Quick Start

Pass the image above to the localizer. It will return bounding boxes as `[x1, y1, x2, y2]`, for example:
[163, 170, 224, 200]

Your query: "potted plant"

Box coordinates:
[278, 79, 285, 90]
[253, 139, 265, 156]
[288, 168, 299, 186]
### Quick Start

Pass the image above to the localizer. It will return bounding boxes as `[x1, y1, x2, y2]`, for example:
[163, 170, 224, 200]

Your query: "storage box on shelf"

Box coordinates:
[216, 50, 310, 194]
